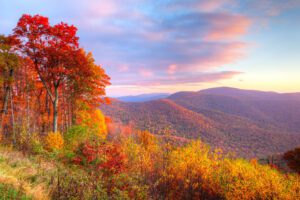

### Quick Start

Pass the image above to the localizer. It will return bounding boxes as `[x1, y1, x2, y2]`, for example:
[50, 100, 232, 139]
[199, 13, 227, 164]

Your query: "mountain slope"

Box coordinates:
[169, 87, 300, 132]
[103, 99, 224, 143]
[102, 87, 300, 158]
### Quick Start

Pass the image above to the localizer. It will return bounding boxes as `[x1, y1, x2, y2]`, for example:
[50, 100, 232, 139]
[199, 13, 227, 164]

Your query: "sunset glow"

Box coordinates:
[1, 0, 299, 96]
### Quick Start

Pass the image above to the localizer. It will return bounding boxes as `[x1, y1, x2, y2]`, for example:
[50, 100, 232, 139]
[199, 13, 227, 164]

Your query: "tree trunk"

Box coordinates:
[25, 65, 30, 136]
[0, 69, 14, 134]
[53, 86, 59, 133]
[10, 89, 16, 145]
[0, 85, 10, 130]
[34, 62, 60, 134]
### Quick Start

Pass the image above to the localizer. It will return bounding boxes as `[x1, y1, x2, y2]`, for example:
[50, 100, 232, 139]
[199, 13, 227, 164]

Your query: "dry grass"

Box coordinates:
[0, 146, 56, 200]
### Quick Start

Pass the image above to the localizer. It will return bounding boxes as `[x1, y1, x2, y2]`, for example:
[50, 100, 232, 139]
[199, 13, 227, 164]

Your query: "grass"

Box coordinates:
[0, 146, 56, 200]
[0, 183, 32, 200]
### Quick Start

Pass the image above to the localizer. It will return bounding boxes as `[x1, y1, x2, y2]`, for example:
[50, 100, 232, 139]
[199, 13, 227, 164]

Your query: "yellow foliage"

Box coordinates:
[93, 109, 108, 139]
[76, 108, 107, 139]
[215, 158, 300, 200]
[122, 132, 162, 179]
[160, 140, 300, 200]
[45, 132, 64, 150]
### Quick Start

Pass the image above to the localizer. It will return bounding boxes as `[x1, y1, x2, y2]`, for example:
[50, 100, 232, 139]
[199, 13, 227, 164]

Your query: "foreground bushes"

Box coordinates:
[45, 132, 64, 151]
[119, 132, 300, 199]
[1, 127, 300, 199]
[159, 141, 300, 200]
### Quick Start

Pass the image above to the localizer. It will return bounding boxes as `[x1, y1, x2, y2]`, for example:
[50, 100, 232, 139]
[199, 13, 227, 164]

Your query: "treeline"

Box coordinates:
[0, 14, 110, 146]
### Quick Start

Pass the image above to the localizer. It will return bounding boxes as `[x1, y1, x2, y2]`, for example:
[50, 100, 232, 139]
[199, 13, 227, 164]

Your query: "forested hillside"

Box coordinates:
[103, 88, 300, 158]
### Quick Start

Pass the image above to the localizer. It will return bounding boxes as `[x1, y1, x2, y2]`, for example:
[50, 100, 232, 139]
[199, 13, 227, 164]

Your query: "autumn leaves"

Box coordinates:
[1, 14, 110, 140]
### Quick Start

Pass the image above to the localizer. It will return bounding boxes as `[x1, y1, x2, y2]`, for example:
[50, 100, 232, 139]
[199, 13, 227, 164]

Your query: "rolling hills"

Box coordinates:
[102, 87, 300, 158]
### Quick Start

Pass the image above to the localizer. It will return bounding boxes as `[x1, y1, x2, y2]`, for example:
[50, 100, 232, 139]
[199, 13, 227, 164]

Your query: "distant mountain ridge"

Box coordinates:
[102, 87, 300, 158]
[116, 93, 170, 102]
[199, 87, 300, 100]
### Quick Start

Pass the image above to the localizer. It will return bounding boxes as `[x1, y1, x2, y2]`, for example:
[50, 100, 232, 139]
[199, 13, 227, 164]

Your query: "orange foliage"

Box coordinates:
[136, 130, 156, 149]
[0, 14, 110, 138]
[45, 132, 64, 150]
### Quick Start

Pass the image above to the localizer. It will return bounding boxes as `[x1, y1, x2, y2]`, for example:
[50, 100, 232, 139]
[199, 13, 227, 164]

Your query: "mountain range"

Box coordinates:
[102, 87, 300, 158]
[116, 93, 170, 102]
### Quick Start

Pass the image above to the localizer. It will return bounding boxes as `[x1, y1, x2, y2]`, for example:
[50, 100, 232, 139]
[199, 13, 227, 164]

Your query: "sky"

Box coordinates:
[1, 0, 300, 96]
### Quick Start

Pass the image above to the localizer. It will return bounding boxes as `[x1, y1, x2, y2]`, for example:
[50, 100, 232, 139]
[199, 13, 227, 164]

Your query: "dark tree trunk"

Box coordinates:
[10, 89, 16, 145]
[53, 86, 59, 133]
[0, 69, 14, 134]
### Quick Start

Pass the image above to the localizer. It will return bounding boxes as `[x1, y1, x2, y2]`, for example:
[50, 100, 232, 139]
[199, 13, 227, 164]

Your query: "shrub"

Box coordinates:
[156, 140, 300, 200]
[64, 125, 88, 151]
[158, 141, 220, 199]
[72, 140, 127, 175]
[51, 168, 107, 200]
[76, 108, 108, 139]
[28, 133, 45, 154]
[45, 132, 64, 151]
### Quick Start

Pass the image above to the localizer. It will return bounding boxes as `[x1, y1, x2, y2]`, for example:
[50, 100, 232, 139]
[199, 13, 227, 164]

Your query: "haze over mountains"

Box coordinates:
[102, 87, 300, 158]
[117, 93, 170, 102]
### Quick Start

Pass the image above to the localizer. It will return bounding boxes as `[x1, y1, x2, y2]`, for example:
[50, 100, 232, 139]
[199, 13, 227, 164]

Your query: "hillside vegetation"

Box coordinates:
[1, 129, 300, 200]
[103, 88, 300, 158]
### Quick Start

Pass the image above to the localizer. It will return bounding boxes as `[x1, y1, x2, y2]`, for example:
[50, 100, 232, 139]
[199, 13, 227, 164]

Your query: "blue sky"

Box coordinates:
[1, 0, 300, 96]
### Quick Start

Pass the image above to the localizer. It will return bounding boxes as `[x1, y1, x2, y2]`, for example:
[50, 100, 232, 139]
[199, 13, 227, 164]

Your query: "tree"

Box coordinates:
[283, 147, 300, 173]
[13, 14, 110, 132]
[0, 35, 19, 141]
[66, 49, 110, 125]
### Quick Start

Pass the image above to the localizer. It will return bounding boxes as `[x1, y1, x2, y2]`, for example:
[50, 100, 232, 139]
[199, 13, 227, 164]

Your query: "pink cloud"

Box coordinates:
[139, 69, 153, 77]
[166, 42, 248, 73]
[55, 0, 293, 89]
[131, 71, 243, 86]
[167, 64, 177, 74]
[201, 42, 248, 67]
[88, 1, 119, 18]
[197, 0, 232, 12]
[118, 65, 129, 72]
[204, 13, 251, 41]
[141, 31, 166, 41]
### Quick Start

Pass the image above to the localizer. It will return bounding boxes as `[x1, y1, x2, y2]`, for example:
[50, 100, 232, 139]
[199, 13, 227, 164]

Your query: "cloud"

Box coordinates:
[162, 71, 243, 85]
[139, 69, 153, 77]
[167, 64, 177, 75]
[118, 65, 129, 72]
[203, 13, 251, 41]
[1, 0, 299, 95]
[197, 0, 232, 12]
[70, 2, 251, 88]
[164, 0, 234, 12]
[112, 71, 243, 86]
[248, 0, 300, 16]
